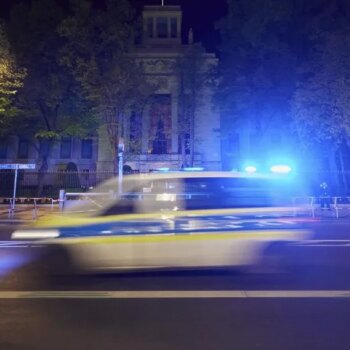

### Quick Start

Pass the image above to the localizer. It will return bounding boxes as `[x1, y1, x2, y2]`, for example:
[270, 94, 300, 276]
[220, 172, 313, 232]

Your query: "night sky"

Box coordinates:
[0, 0, 228, 51]
[131, 0, 228, 51]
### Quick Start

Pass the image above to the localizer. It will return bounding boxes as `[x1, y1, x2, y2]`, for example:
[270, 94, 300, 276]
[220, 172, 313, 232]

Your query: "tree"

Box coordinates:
[216, 0, 316, 168]
[292, 3, 350, 144]
[175, 43, 213, 167]
[0, 23, 26, 122]
[291, 2, 350, 189]
[7, 0, 96, 194]
[9, 0, 96, 152]
[59, 0, 156, 173]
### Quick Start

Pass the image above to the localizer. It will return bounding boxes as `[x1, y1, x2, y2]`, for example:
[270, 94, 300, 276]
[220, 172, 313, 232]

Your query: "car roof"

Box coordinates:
[96, 171, 285, 192]
[66, 171, 292, 215]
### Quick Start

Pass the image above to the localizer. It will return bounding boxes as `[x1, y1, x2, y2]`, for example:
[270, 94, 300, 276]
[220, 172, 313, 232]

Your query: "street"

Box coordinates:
[1, 221, 350, 350]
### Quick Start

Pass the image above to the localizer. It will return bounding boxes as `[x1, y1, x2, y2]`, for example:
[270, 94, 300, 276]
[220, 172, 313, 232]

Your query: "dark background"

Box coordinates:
[0, 0, 228, 51]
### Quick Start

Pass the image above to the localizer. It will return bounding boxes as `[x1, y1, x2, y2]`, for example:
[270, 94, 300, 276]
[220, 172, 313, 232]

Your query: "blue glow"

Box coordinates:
[244, 165, 257, 173]
[0, 251, 31, 277]
[270, 165, 292, 174]
[157, 167, 170, 172]
[183, 167, 204, 171]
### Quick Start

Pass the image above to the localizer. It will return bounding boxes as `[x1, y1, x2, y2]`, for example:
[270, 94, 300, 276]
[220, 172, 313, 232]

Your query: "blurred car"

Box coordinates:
[12, 171, 314, 274]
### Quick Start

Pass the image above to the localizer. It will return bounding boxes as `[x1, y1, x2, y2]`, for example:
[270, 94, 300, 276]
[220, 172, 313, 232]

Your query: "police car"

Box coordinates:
[12, 171, 313, 274]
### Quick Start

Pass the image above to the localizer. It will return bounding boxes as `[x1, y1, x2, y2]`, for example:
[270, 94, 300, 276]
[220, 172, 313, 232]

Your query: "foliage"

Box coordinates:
[6, 0, 96, 170]
[0, 22, 26, 124]
[59, 0, 156, 170]
[217, 0, 297, 136]
[216, 0, 346, 171]
[292, 2, 350, 148]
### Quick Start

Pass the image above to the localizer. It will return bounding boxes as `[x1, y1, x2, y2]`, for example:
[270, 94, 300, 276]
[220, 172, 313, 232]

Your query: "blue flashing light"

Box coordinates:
[270, 165, 292, 174]
[244, 165, 257, 173]
[157, 167, 170, 172]
[183, 167, 204, 172]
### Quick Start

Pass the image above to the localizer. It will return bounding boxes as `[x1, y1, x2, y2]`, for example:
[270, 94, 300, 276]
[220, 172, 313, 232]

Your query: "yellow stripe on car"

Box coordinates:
[55, 229, 308, 245]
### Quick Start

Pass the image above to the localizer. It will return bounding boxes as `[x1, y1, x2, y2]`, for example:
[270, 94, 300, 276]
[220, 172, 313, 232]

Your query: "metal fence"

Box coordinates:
[0, 170, 123, 199]
[1, 169, 350, 200]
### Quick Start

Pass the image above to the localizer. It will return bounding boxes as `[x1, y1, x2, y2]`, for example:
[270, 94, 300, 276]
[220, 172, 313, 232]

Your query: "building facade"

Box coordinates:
[97, 5, 221, 173]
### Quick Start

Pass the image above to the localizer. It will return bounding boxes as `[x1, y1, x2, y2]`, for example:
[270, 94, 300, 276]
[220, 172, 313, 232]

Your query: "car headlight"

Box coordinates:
[12, 230, 60, 240]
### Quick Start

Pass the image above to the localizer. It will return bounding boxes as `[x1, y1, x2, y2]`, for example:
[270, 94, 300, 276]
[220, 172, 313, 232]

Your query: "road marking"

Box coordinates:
[0, 241, 32, 248]
[1, 290, 350, 299]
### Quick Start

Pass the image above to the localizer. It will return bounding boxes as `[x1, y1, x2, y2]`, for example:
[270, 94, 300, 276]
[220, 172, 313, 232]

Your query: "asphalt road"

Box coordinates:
[1, 221, 350, 350]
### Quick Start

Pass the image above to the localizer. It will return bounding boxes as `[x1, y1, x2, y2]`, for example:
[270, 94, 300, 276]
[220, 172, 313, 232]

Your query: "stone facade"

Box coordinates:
[97, 5, 221, 173]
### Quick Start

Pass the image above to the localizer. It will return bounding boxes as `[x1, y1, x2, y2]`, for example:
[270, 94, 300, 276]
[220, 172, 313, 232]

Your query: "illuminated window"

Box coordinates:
[156, 17, 168, 38]
[152, 119, 168, 154]
[170, 18, 177, 38]
[0, 139, 7, 159]
[81, 139, 93, 159]
[18, 139, 29, 159]
[60, 137, 72, 159]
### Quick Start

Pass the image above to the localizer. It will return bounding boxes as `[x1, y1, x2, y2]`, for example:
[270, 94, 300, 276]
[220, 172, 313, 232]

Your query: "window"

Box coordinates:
[156, 17, 168, 38]
[100, 199, 136, 216]
[170, 17, 177, 38]
[183, 177, 293, 210]
[151, 119, 168, 154]
[60, 137, 72, 159]
[147, 17, 153, 38]
[0, 140, 7, 159]
[17, 139, 29, 159]
[81, 139, 93, 159]
[149, 95, 171, 154]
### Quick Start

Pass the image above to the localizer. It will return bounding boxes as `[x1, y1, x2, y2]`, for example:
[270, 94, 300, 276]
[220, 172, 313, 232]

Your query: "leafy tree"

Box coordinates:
[291, 2, 350, 188]
[7, 0, 96, 174]
[0, 22, 26, 122]
[60, 0, 156, 172]
[216, 0, 318, 168]
[292, 2, 350, 145]
[5, 0, 96, 195]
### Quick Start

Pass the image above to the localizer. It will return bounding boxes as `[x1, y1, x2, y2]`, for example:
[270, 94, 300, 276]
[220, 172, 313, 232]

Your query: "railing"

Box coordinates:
[5, 197, 58, 219]
[0, 170, 119, 198]
[3, 191, 350, 221]
[292, 196, 350, 218]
